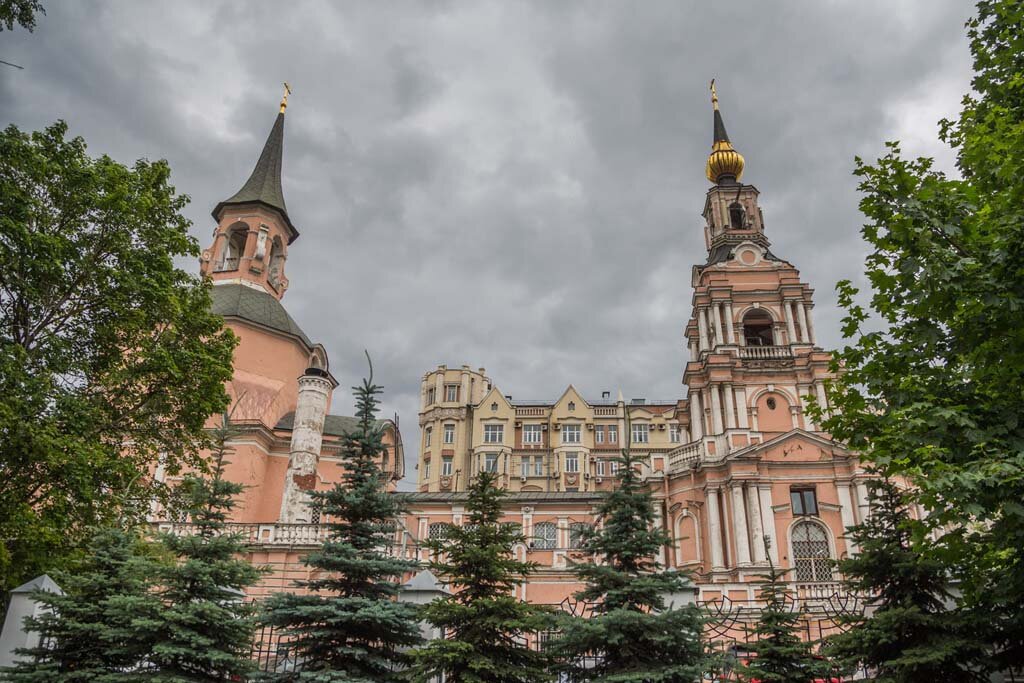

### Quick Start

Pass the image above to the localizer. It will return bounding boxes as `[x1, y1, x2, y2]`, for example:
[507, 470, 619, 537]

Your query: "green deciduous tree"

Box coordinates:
[0, 0, 44, 32]
[134, 414, 264, 681]
[735, 538, 828, 683]
[824, 479, 987, 681]
[551, 448, 706, 683]
[409, 471, 553, 683]
[823, 0, 1024, 669]
[1, 527, 162, 683]
[262, 365, 423, 682]
[0, 121, 236, 592]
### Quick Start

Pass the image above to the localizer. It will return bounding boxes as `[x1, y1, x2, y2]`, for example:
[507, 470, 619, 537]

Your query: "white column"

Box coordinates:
[804, 303, 817, 344]
[723, 384, 736, 429]
[796, 301, 810, 344]
[689, 392, 703, 440]
[799, 386, 817, 431]
[280, 372, 332, 523]
[710, 386, 724, 434]
[712, 303, 725, 347]
[815, 381, 829, 418]
[706, 488, 726, 571]
[735, 387, 749, 429]
[746, 484, 766, 563]
[758, 486, 778, 563]
[784, 301, 797, 344]
[698, 308, 710, 351]
[836, 484, 858, 555]
[855, 481, 870, 522]
[730, 484, 751, 566]
[724, 301, 736, 344]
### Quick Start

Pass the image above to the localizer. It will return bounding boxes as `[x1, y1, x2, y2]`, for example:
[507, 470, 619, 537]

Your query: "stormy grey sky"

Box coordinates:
[1, 1, 974, 488]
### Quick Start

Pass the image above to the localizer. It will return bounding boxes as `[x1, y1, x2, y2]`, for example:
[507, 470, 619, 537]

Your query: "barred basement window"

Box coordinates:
[533, 522, 557, 549]
[792, 520, 833, 582]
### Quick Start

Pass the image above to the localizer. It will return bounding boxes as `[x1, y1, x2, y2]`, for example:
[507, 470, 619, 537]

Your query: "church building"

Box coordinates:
[159, 83, 867, 632]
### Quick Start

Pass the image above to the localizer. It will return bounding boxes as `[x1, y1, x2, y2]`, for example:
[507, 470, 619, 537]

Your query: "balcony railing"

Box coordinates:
[667, 441, 704, 472]
[737, 345, 793, 360]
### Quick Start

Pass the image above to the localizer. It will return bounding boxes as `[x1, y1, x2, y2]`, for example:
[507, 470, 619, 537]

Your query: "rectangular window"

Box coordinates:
[484, 453, 498, 473]
[608, 425, 618, 443]
[597, 460, 606, 476]
[484, 424, 504, 444]
[595, 425, 605, 444]
[424, 461, 430, 480]
[426, 388, 435, 405]
[562, 424, 581, 444]
[522, 424, 542, 444]
[632, 423, 649, 443]
[611, 460, 620, 474]
[669, 424, 681, 443]
[442, 457, 453, 476]
[565, 452, 579, 473]
[790, 488, 818, 515]
[534, 456, 544, 476]
[520, 458, 530, 477]
[425, 427, 432, 447]
[445, 384, 459, 402]
[443, 424, 455, 444]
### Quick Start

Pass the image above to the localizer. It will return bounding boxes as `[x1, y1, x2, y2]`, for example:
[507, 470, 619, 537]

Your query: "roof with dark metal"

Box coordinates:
[275, 412, 387, 436]
[209, 283, 311, 347]
[399, 491, 605, 503]
[212, 111, 298, 241]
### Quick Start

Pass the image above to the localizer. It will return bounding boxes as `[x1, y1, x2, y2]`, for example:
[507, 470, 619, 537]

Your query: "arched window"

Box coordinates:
[569, 522, 591, 549]
[533, 521, 557, 550]
[742, 309, 774, 346]
[268, 237, 285, 287]
[729, 202, 745, 230]
[218, 227, 247, 272]
[791, 520, 833, 582]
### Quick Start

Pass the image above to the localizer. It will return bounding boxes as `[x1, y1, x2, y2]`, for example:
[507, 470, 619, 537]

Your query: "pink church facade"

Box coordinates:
[157, 89, 866, 638]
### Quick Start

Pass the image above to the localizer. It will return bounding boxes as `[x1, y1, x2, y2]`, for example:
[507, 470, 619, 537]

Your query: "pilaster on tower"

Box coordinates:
[200, 84, 299, 300]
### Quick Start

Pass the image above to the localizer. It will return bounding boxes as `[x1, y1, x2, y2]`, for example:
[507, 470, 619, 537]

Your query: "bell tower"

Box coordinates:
[200, 84, 299, 300]
[683, 82, 833, 461]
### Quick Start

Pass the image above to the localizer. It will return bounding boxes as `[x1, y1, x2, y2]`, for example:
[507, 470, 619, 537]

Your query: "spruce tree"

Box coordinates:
[134, 413, 265, 681]
[261, 363, 423, 682]
[551, 448, 706, 683]
[734, 538, 827, 683]
[1, 527, 161, 682]
[408, 471, 553, 683]
[823, 479, 987, 681]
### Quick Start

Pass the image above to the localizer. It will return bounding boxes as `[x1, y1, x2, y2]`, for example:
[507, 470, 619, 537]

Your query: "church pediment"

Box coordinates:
[727, 429, 849, 464]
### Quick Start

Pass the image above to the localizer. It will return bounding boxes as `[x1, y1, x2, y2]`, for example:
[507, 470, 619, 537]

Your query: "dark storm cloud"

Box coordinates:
[0, 0, 973, 488]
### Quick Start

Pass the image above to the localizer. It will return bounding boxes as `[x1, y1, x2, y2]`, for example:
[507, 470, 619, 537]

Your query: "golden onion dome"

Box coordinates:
[705, 79, 745, 184]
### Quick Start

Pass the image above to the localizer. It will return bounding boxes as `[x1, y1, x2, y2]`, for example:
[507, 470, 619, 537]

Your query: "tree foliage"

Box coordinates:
[734, 539, 828, 683]
[0, 0, 44, 32]
[551, 448, 706, 683]
[409, 471, 553, 683]
[0, 121, 236, 591]
[133, 414, 264, 681]
[262, 365, 423, 682]
[823, 0, 1024, 668]
[1, 527, 162, 683]
[824, 479, 987, 681]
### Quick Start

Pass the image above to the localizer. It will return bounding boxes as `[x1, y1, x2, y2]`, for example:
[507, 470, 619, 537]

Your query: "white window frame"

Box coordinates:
[445, 384, 459, 402]
[483, 424, 504, 444]
[425, 427, 432, 447]
[483, 453, 498, 473]
[632, 423, 649, 444]
[595, 425, 604, 444]
[443, 423, 455, 444]
[520, 458, 530, 477]
[562, 424, 581, 444]
[522, 424, 542, 444]
[565, 452, 579, 473]
[423, 461, 430, 480]
[426, 388, 436, 405]
[669, 424, 681, 443]
[534, 456, 544, 476]
[596, 460, 606, 476]
[533, 521, 557, 550]
[608, 425, 618, 443]
[441, 457, 453, 476]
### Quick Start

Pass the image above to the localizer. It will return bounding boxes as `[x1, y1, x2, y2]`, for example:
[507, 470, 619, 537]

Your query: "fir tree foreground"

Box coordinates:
[408, 471, 553, 683]
[734, 538, 828, 683]
[132, 414, 265, 681]
[261, 362, 423, 682]
[551, 449, 707, 683]
[1, 527, 161, 683]
[823, 479, 987, 682]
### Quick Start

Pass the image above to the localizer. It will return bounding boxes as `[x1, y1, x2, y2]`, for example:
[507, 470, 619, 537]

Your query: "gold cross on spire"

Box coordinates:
[280, 82, 292, 113]
[710, 78, 719, 111]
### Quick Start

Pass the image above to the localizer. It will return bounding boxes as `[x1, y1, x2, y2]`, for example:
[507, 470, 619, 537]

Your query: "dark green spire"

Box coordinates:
[212, 110, 298, 242]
